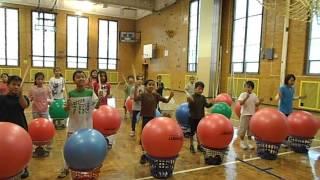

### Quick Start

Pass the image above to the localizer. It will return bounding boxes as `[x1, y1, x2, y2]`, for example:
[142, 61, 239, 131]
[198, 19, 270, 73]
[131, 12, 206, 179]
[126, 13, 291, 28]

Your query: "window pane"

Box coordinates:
[99, 63, 107, 70]
[44, 57, 54, 67]
[33, 56, 43, 67]
[78, 17, 88, 57]
[108, 21, 117, 59]
[309, 61, 320, 74]
[245, 62, 259, 73]
[33, 12, 44, 56]
[235, 0, 247, 19]
[187, 0, 199, 72]
[248, 0, 263, 16]
[0, 8, 5, 60]
[6, 9, 18, 62]
[78, 62, 87, 69]
[7, 58, 18, 66]
[232, 46, 244, 62]
[44, 26, 55, 56]
[245, 44, 260, 61]
[246, 15, 262, 45]
[98, 20, 108, 58]
[67, 16, 77, 56]
[309, 39, 320, 60]
[67, 57, 77, 68]
[232, 63, 243, 73]
[310, 15, 320, 38]
[232, 19, 246, 46]
[190, 1, 198, 17]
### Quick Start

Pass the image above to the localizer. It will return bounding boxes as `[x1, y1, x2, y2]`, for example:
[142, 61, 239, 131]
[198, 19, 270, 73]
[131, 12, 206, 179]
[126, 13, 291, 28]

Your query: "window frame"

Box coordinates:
[97, 18, 119, 71]
[31, 11, 56, 68]
[66, 14, 89, 69]
[306, 18, 320, 75]
[0, 7, 20, 67]
[230, 0, 264, 74]
[187, 0, 200, 73]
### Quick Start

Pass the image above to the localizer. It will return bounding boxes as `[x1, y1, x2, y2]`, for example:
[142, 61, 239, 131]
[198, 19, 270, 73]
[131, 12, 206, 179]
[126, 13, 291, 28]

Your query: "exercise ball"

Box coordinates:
[210, 102, 232, 119]
[197, 114, 234, 149]
[93, 105, 121, 136]
[288, 111, 318, 138]
[215, 93, 232, 106]
[64, 128, 107, 171]
[0, 122, 32, 179]
[250, 108, 288, 143]
[49, 99, 68, 119]
[142, 117, 183, 158]
[28, 118, 55, 146]
[125, 97, 133, 113]
[175, 103, 190, 127]
[234, 101, 241, 118]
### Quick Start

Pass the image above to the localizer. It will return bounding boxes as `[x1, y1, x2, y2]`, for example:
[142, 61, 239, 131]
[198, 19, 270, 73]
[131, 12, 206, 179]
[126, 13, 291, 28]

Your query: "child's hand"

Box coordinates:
[17, 87, 23, 97]
[169, 91, 174, 98]
[98, 90, 103, 98]
[209, 98, 215, 104]
[246, 93, 250, 99]
[300, 95, 307, 99]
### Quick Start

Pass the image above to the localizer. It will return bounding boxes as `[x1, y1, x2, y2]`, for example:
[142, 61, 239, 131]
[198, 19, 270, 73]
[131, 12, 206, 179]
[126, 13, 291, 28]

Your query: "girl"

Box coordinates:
[0, 73, 9, 95]
[134, 79, 174, 164]
[123, 75, 135, 116]
[93, 71, 111, 106]
[86, 69, 98, 88]
[58, 70, 99, 178]
[129, 75, 144, 137]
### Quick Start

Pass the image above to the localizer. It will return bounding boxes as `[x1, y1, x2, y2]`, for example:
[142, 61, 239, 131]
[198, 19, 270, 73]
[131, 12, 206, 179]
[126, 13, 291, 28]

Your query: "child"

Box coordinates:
[0, 75, 30, 179]
[278, 74, 306, 116]
[0, 73, 9, 95]
[134, 79, 174, 164]
[29, 72, 53, 157]
[86, 69, 98, 88]
[238, 81, 262, 150]
[93, 71, 111, 106]
[58, 70, 99, 178]
[129, 75, 144, 137]
[185, 76, 195, 96]
[123, 75, 135, 116]
[49, 67, 66, 128]
[187, 81, 214, 154]
[156, 75, 164, 96]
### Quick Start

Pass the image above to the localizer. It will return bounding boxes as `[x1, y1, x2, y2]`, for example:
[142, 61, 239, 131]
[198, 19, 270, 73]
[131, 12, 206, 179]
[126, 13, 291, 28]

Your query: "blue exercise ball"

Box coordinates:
[176, 103, 190, 127]
[64, 128, 107, 171]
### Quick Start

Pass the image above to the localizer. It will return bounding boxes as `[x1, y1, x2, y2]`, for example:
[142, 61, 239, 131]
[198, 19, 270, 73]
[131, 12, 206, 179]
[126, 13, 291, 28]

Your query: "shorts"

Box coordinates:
[238, 115, 252, 137]
[32, 112, 49, 120]
[189, 118, 201, 136]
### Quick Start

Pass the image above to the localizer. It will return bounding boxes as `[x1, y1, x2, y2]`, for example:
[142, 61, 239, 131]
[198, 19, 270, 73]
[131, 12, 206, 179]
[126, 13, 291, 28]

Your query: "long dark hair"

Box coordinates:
[34, 72, 45, 85]
[284, 74, 296, 85]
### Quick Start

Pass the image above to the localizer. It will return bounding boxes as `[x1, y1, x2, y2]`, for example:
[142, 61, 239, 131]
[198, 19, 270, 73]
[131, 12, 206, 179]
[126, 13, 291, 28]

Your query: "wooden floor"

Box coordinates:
[22, 85, 320, 180]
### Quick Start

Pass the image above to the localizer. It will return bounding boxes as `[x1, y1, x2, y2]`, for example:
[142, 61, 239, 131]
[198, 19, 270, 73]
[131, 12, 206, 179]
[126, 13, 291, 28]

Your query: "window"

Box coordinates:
[0, 7, 19, 66]
[98, 20, 118, 70]
[67, 15, 88, 68]
[231, 0, 263, 73]
[187, 0, 200, 72]
[307, 15, 320, 74]
[32, 12, 56, 67]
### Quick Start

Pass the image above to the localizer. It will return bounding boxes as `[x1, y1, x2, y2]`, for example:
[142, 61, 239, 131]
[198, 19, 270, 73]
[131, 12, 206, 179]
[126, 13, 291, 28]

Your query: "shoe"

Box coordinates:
[247, 141, 255, 150]
[205, 155, 222, 165]
[197, 145, 204, 152]
[33, 146, 49, 158]
[57, 168, 69, 178]
[130, 131, 135, 137]
[190, 145, 196, 153]
[281, 144, 288, 148]
[20, 168, 29, 179]
[240, 141, 248, 150]
[140, 154, 147, 164]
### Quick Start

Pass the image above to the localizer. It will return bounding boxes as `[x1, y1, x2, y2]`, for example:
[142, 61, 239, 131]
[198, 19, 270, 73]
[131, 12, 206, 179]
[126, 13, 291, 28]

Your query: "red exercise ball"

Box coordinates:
[0, 122, 33, 179]
[29, 118, 55, 146]
[142, 117, 183, 158]
[287, 111, 318, 138]
[234, 101, 241, 118]
[197, 114, 234, 149]
[93, 105, 121, 136]
[215, 93, 233, 106]
[250, 108, 288, 143]
[125, 97, 133, 113]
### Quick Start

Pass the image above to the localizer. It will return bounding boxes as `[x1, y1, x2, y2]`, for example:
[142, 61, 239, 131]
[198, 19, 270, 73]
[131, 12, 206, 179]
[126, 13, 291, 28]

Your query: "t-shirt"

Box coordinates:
[238, 92, 259, 115]
[68, 89, 98, 132]
[185, 82, 195, 95]
[0, 82, 8, 95]
[279, 85, 295, 115]
[0, 94, 29, 130]
[188, 93, 213, 119]
[93, 82, 111, 105]
[135, 92, 167, 117]
[130, 85, 144, 111]
[49, 77, 65, 99]
[29, 85, 52, 113]
[124, 84, 134, 99]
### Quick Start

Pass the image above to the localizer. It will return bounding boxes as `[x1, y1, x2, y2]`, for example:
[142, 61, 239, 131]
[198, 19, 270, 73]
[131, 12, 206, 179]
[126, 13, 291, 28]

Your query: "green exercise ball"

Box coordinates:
[49, 99, 69, 119]
[210, 102, 232, 119]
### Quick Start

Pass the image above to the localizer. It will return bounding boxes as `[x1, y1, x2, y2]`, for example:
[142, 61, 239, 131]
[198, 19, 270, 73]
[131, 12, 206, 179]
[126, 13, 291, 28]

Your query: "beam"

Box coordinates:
[95, 0, 154, 11]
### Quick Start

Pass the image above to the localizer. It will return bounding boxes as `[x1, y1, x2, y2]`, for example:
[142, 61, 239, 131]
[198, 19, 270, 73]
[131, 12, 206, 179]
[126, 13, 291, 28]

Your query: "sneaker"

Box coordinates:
[247, 141, 255, 150]
[189, 145, 196, 153]
[139, 154, 147, 164]
[20, 168, 29, 179]
[205, 155, 222, 165]
[130, 131, 135, 137]
[281, 144, 288, 148]
[57, 168, 69, 178]
[240, 141, 248, 150]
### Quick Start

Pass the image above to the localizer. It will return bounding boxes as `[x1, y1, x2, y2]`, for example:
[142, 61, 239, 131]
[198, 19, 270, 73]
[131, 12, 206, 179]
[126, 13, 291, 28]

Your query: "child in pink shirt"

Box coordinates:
[0, 73, 9, 95]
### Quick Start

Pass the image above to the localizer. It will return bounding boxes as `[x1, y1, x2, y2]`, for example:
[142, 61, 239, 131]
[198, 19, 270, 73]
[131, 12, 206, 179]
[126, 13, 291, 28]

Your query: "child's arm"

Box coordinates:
[18, 87, 29, 109]
[159, 91, 174, 103]
[133, 85, 142, 101]
[62, 78, 65, 93]
[239, 93, 250, 105]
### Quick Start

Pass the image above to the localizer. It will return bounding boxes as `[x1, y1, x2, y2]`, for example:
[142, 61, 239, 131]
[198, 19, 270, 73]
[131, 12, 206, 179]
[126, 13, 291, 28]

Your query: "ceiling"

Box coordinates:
[1, 0, 177, 20]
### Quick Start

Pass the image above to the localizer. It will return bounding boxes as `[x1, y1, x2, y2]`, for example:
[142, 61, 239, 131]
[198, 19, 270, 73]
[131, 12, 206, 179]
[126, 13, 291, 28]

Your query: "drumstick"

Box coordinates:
[98, 73, 102, 91]
[131, 64, 137, 82]
[121, 73, 128, 85]
[21, 64, 31, 86]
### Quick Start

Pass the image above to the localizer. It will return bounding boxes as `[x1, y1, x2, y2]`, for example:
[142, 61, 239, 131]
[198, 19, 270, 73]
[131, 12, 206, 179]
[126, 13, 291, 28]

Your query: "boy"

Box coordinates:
[185, 76, 195, 96]
[129, 75, 144, 137]
[156, 75, 164, 96]
[58, 70, 99, 178]
[188, 81, 214, 153]
[238, 81, 262, 150]
[0, 75, 30, 179]
[123, 75, 135, 117]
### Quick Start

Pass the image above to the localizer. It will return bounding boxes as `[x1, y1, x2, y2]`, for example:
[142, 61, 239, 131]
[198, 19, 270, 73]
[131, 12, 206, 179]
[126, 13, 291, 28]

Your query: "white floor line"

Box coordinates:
[135, 145, 320, 180]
